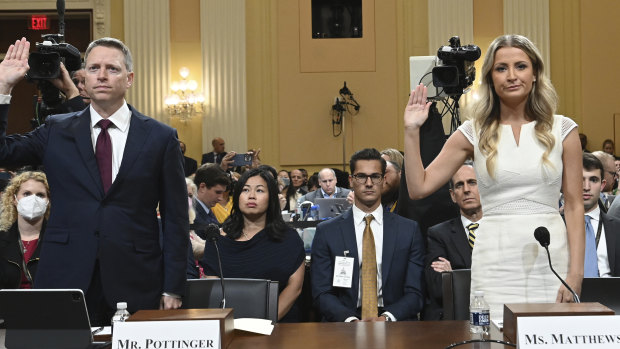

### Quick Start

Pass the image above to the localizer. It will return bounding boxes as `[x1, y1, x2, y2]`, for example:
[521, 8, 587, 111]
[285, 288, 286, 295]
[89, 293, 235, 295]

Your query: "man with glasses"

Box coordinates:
[311, 148, 424, 322]
[297, 168, 351, 205]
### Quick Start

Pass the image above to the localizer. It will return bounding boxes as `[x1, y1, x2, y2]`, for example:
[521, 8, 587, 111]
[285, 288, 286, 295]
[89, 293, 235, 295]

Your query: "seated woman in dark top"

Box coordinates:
[200, 168, 305, 322]
[0, 171, 51, 289]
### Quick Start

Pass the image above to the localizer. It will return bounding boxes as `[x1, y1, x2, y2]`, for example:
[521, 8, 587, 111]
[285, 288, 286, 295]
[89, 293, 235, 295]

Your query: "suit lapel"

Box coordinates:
[338, 210, 360, 301]
[382, 212, 397, 286]
[71, 108, 105, 198]
[602, 213, 616, 275]
[452, 218, 472, 266]
[107, 106, 153, 195]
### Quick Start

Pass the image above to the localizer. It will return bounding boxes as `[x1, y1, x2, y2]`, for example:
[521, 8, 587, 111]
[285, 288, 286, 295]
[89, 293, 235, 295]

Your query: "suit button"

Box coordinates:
[94, 231, 100, 237]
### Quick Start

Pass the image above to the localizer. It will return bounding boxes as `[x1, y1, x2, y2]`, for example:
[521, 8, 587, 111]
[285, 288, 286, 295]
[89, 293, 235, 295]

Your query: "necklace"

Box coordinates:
[241, 231, 250, 240]
[22, 239, 36, 253]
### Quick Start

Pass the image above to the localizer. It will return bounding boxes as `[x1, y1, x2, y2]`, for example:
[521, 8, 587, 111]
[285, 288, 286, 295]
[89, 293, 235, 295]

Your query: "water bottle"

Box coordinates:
[309, 205, 319, 221]
[469, 291, 490, 334]
[111, 302, 130, 332]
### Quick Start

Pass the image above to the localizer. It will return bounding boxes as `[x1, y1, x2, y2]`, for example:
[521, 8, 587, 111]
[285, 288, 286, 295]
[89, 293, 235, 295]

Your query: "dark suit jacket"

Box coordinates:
[193, 201, 220, 240]
[601, 212, 620, 276]
[311, 208, 425, 321]
[0, 104, 189, 312]
[183, 156, 198, 177]
[201, 151, 226, 165]
[424, 217, 472, 320]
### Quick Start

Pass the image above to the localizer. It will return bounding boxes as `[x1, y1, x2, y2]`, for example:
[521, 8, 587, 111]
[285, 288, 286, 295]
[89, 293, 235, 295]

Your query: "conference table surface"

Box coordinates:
[0, 320, 512, 349]
[231, 321, 510, 349]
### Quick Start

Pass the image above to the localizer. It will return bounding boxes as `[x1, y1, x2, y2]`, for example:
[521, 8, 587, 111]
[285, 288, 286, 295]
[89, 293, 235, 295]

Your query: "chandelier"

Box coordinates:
[165, 67, 205, 120]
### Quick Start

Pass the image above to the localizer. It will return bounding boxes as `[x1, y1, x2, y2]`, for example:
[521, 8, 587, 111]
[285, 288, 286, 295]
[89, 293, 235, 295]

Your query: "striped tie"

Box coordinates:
[467, 223, 479, 249]
[361, 214, 378, 320]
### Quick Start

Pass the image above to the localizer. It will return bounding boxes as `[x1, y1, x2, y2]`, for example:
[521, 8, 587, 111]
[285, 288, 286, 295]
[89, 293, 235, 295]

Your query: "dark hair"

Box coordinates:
[583, 152, 604, 181]
[307, 174, 319, 191]
[223, 168, 288, 240]
[449, 160, 474, 189]
[258, 164, 278, 179]
[194, 164, 230, 189]
[349, 148, 386, 175]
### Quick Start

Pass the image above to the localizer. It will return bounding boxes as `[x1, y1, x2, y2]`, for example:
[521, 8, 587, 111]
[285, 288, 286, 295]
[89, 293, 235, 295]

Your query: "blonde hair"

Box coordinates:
[0, 171, 51, 231]
[470, 34, 558, 176]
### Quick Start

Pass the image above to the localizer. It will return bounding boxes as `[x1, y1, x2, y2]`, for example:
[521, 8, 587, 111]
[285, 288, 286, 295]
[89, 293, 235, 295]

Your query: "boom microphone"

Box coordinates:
[206, 223, 227, 308]
[533, 226, 580, 303]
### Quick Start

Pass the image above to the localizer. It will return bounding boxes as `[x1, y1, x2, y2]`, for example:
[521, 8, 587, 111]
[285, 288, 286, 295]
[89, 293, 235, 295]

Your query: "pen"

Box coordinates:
[92, 326, 104, 335]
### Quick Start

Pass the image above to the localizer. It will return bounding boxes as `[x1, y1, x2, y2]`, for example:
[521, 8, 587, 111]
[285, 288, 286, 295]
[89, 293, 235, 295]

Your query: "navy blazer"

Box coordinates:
[0, 104, 189, 312]
[311, 208, 425, 321]
[424, 217, 472, 319]
[600, 212, 619, 276]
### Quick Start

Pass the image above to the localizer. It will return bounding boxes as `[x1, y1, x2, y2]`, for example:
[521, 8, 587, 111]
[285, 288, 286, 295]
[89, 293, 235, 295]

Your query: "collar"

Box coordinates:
[460, 215, 481, 228]
[586, 206, 601, 220]
[197, 198, 211, 214]
[90, 101, 131, 132]
[352, 202, 383, 226]
[321, 187, 338, 197]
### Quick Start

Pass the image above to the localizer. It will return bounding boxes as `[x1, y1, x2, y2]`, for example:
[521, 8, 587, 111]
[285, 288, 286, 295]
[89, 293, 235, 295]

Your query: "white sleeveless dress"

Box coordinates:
[457, 115, 577, 320]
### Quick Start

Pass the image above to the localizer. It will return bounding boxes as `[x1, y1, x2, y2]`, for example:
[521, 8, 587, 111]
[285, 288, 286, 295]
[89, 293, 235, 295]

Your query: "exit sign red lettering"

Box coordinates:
[30, 15, 49, 30]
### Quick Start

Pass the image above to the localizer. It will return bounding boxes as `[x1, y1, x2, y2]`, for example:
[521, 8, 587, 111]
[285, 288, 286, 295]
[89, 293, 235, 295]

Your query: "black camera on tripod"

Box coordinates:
[432, 36, 481, 96]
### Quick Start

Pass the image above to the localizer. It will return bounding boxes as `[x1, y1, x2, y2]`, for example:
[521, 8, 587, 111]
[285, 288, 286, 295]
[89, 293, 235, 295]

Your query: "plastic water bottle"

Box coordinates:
[309, 205, 319, 221]
[111, 302, 130, 332]
[469, 291, 490, 334]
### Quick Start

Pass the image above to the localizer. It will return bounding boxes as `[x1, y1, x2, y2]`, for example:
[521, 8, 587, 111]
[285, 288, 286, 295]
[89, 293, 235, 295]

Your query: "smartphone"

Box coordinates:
[232, 153, 253, 167]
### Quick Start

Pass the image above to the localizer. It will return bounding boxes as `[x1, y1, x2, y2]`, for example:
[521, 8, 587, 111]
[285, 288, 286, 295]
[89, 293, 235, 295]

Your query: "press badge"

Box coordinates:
[333, 255, 354, 288]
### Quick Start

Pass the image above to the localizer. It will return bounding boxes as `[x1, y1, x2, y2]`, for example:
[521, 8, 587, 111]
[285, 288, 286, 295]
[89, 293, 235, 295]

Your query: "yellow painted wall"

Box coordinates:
[275, 0, 402, 173]
[579, 0, 620, 154]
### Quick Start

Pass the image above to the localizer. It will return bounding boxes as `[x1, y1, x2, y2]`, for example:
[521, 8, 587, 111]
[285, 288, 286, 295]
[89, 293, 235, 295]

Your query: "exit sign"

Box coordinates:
[30, 15, 49, 30]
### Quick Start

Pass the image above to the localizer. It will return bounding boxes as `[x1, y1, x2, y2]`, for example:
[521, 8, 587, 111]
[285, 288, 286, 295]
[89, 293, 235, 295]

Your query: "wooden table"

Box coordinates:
[230, 321, 512, 349]
[1, 321, 512, 349]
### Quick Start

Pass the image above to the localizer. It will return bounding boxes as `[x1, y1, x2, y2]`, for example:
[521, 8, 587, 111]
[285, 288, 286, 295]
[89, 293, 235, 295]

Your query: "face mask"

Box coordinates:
[280, 178, 290, 187]
[16, 195, 48, 220]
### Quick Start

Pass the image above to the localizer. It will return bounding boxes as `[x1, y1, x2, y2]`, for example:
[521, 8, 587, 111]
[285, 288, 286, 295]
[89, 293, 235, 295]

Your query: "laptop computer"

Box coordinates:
[316, 198, 351, 220]
[580, 277, 620, 314]
[0, 289, 109, 349]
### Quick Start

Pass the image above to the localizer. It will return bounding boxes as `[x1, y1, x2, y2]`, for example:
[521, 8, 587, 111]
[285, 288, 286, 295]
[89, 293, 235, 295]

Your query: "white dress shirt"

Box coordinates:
[345, 203, 395, 321]
[89, 102, 131, 183]
[586, 207, 611, 277]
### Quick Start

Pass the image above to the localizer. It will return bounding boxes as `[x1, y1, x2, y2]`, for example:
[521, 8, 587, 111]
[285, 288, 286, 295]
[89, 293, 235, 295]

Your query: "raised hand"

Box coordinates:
[403, 83, 432, 130]
[0, 38, 30, 95]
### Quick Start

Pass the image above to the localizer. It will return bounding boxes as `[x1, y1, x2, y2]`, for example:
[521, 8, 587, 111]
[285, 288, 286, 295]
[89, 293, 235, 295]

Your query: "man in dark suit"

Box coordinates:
[582, 153, 620, 277]
[297, 168, 351, 205]
[424, 162, 481, 320]
[0, 38, 188, 324]
[311, 148, 424, 322]
[201, 137, 227, 165]
[193, 164, 230, 239]
[180, 140, 198, 177]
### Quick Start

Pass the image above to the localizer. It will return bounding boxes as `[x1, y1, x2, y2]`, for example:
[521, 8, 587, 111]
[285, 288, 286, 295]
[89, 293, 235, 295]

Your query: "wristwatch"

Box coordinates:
[382, 314, 392, 322]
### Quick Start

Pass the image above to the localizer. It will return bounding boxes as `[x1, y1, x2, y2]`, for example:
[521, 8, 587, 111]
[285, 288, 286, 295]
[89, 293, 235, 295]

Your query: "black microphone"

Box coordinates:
[206, 223, 227, 308]
[534, 227, 580, 303]
[57, 0, 66, 37]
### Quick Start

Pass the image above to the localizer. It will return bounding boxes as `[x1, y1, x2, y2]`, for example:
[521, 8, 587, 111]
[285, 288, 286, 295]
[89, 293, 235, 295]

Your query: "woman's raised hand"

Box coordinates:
[404, 83, 432, 130]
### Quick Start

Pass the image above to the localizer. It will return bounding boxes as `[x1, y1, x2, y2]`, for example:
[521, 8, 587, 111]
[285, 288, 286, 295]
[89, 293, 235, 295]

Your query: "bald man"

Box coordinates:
[297, 168, 351, 205]
[201, 137, 227, 165]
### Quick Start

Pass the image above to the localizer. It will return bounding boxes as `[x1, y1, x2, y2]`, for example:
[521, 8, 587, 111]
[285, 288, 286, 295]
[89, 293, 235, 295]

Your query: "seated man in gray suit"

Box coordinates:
[297, 168, 350, 205]
[425, 161, 481, 320]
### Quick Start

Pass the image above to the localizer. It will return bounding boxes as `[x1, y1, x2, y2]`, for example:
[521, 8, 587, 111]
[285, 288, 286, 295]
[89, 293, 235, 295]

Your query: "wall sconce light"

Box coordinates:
[165, 67, 205, 120]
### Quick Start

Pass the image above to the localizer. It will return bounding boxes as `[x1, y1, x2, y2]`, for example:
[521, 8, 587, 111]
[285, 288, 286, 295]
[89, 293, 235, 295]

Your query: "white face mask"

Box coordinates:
[16, 195, 48, 220]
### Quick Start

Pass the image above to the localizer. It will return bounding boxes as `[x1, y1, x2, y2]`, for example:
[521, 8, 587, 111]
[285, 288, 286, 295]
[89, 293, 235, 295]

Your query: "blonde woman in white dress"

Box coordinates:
[403, 34, 584, 320]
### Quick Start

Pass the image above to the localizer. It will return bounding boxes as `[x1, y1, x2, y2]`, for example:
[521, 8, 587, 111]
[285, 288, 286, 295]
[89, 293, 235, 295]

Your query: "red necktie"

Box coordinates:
[96, 119, 113, 193]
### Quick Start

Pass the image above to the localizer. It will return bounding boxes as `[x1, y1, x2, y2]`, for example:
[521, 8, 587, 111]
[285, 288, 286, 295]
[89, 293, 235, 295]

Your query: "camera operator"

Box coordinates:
[71, 67, 91, 106]
[49, 62, 88, 112]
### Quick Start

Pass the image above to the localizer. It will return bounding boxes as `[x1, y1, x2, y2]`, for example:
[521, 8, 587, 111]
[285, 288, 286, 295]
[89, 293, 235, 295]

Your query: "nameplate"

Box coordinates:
[517, 315, 620, 348]
[112, 320, 221, 349]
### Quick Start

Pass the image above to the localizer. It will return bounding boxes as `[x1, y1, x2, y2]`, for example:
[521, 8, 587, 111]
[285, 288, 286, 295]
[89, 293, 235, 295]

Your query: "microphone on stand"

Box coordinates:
[205, 223, 227, 308]
[534, 226, 580, 303]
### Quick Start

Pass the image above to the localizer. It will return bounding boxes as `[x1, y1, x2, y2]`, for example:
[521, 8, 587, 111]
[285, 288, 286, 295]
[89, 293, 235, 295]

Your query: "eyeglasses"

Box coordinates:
[352, 173, 383, 184]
